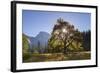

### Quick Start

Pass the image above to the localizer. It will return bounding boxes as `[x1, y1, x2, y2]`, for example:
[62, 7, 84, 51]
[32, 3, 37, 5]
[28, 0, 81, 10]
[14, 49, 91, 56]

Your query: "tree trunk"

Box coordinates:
[63, 39, 73, 54]
[63, 37, 67, 54]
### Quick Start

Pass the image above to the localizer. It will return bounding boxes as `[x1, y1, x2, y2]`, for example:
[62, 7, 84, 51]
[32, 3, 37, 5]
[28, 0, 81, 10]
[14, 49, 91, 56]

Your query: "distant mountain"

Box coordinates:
[23, 31, 51, 50]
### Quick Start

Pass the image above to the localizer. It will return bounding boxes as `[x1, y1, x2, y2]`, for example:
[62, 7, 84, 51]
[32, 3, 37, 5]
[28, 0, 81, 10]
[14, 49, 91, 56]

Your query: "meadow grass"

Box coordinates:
[23, 51, 90, 63]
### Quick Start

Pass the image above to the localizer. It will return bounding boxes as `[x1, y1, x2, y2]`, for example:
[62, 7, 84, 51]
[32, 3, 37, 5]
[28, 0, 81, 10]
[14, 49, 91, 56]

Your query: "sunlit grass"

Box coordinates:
[23, 51, 91, 63]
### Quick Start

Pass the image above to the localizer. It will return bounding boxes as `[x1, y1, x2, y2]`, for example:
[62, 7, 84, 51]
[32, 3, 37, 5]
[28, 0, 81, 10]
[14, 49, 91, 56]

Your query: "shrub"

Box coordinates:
[23, 52, 31, 61]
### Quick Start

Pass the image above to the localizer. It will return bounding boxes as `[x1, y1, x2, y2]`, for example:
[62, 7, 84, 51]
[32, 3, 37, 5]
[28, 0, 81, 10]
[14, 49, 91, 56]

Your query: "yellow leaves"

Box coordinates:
[68, 41, 83, 51]
[22, 34, 30, 52]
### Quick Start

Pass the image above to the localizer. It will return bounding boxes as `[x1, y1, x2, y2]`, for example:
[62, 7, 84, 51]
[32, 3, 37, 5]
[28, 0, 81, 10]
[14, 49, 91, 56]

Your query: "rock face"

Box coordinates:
[30, 31, 50, 48]
[23, 31, 51, 53]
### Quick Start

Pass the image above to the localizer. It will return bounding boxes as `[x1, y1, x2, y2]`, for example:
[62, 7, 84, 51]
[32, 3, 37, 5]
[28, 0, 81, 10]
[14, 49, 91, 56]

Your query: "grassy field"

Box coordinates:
[23, 51, 91, 63]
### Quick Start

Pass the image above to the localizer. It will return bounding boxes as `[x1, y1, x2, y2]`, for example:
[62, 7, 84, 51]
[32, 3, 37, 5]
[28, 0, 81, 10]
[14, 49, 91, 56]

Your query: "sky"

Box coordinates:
[22, 10, 91, 37]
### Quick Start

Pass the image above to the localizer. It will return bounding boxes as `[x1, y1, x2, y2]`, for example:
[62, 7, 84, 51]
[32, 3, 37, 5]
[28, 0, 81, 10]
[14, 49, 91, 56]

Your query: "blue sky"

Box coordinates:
[22, 10, 91, 37]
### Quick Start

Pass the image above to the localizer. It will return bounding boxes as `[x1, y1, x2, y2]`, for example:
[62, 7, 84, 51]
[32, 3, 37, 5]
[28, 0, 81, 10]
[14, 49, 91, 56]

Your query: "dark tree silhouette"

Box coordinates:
[37, 41, 41, 53]
[82, 30, 91, 51]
